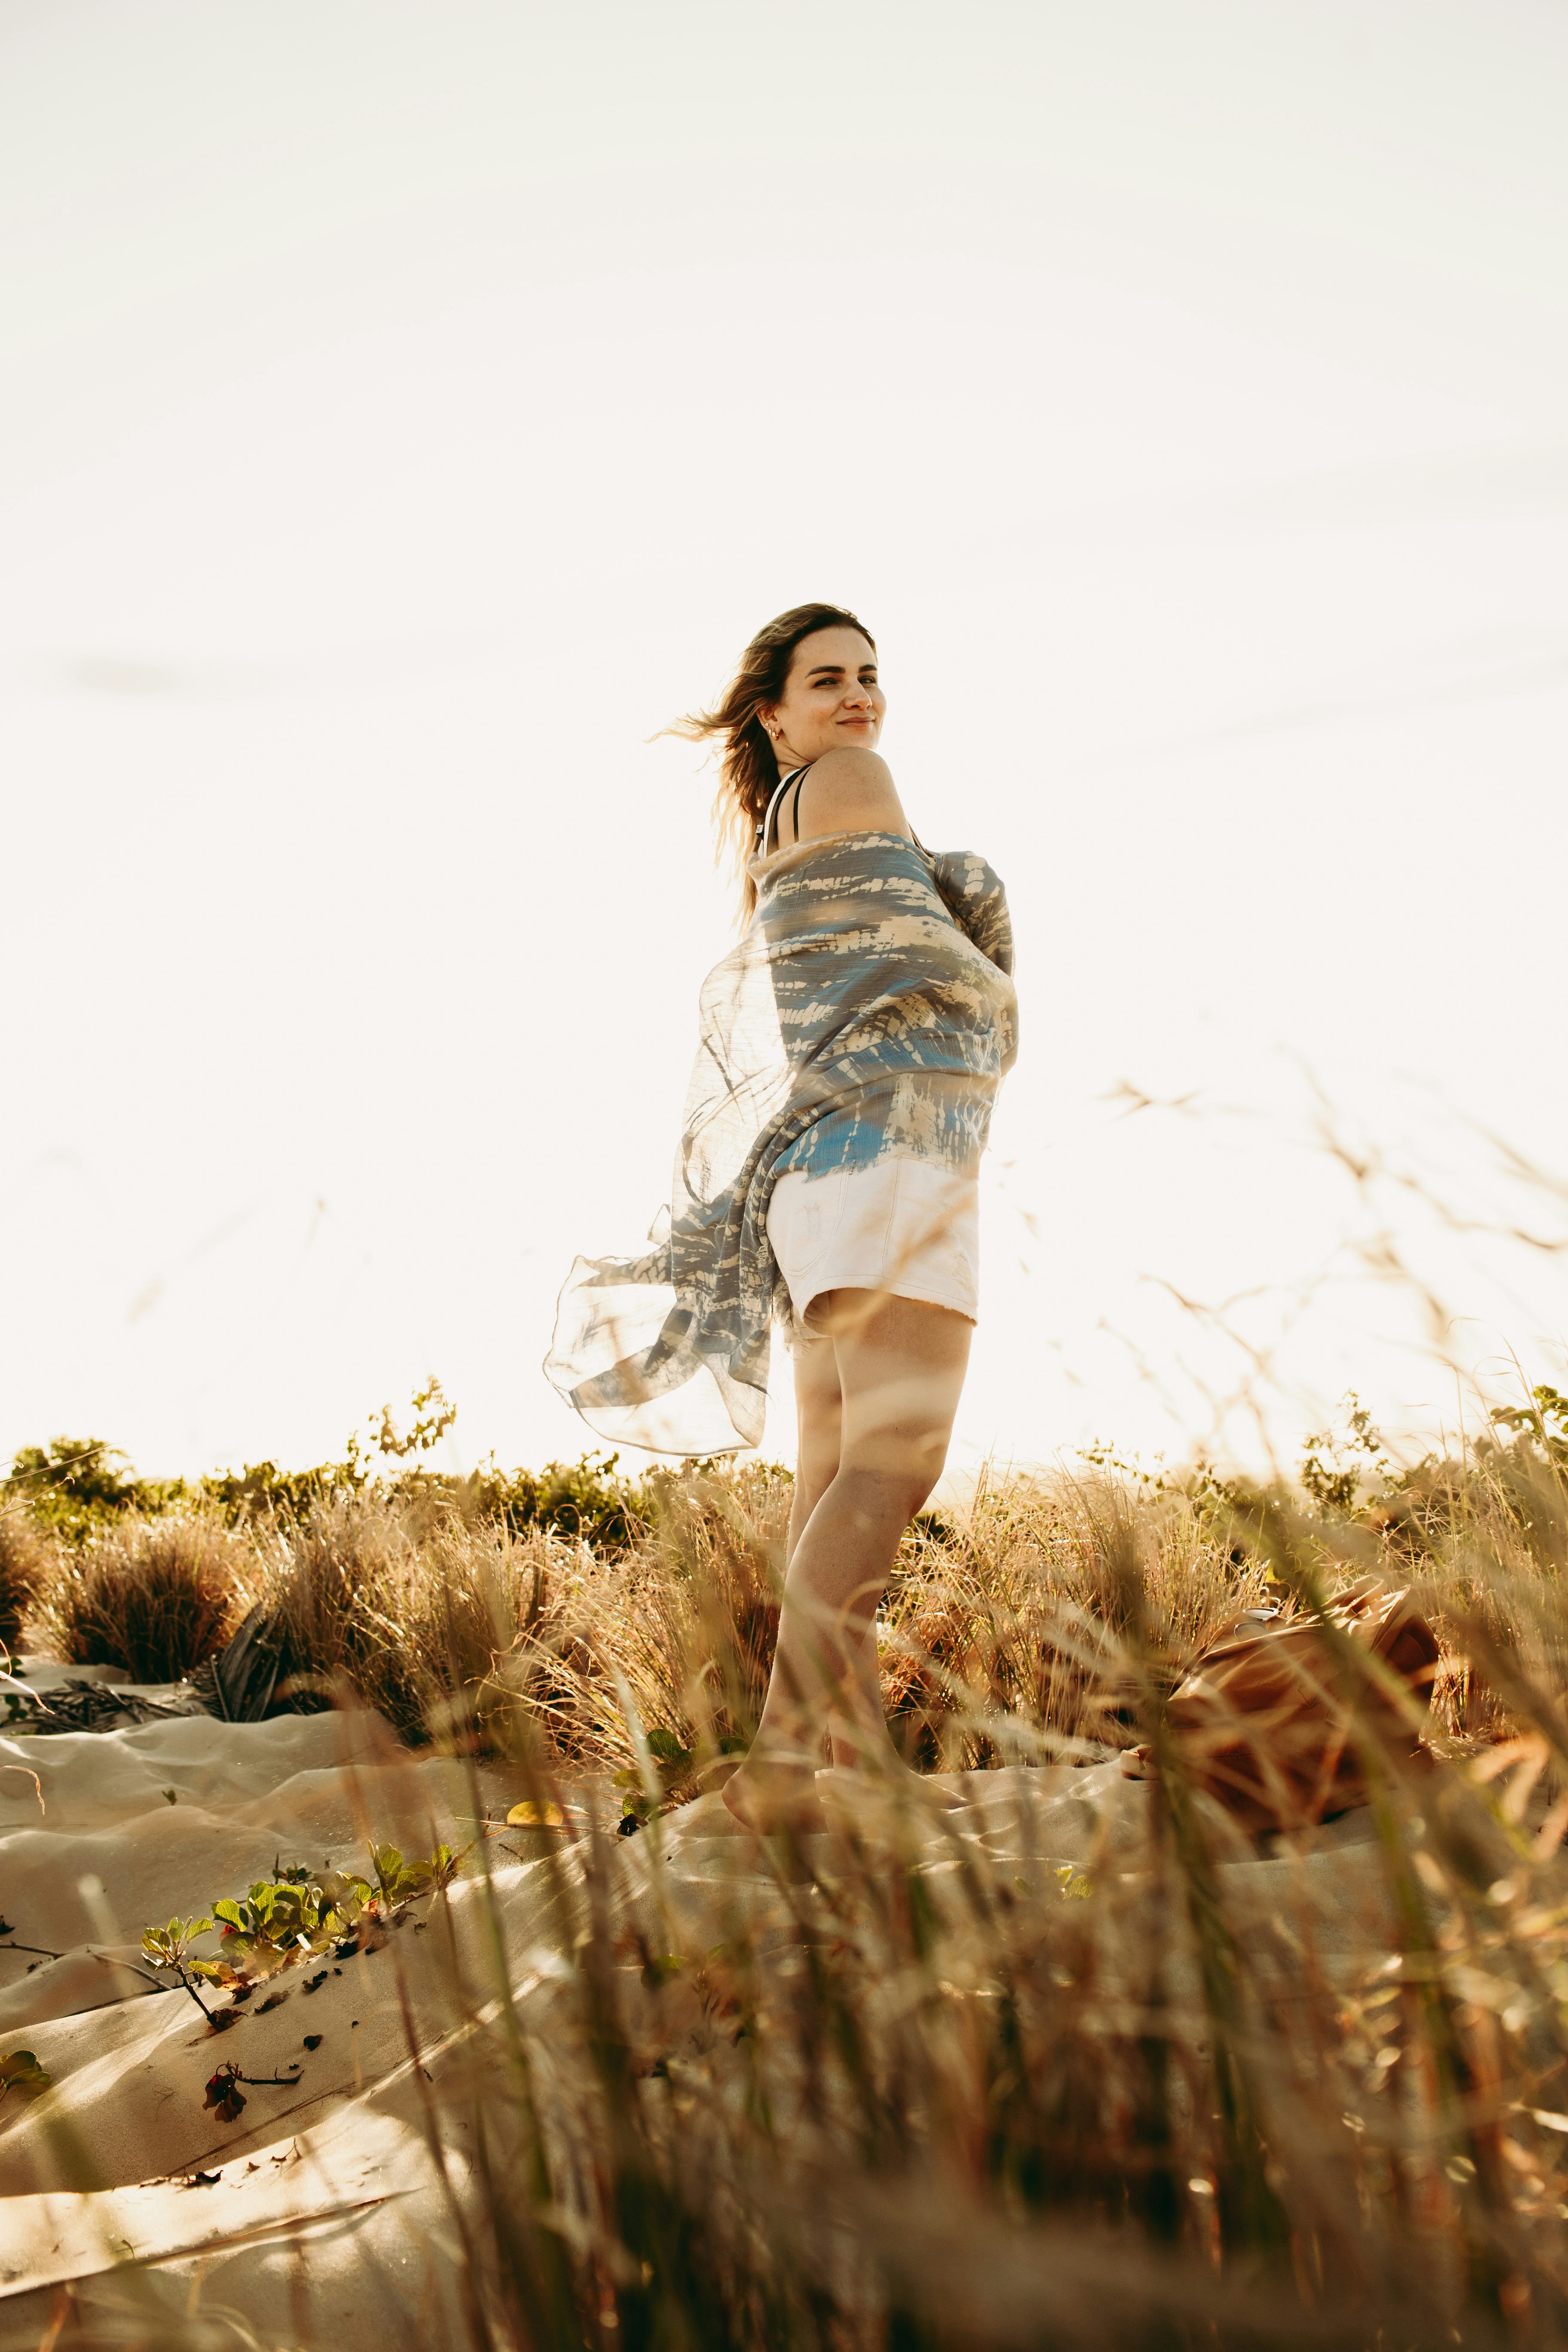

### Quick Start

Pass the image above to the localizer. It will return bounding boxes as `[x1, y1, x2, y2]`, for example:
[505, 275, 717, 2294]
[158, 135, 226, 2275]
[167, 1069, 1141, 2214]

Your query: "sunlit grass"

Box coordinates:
[10, 1411, 1568, 2343]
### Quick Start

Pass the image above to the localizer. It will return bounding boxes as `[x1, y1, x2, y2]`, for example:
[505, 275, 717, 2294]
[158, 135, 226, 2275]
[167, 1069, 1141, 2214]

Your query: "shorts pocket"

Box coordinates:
[775, 1170, 845, 1279]
[904, 1166, 975, 1261]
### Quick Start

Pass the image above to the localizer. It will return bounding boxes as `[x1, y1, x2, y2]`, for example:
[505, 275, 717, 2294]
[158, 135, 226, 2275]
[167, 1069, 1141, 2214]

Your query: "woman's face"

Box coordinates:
[763, 627, 885, 769]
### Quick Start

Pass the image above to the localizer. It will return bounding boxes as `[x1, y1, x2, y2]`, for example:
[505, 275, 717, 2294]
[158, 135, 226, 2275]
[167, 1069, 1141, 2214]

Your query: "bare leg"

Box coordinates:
[785, 1326, 842, 1565]
[723, 1290, 972, 1831]
[782, 1328, 873, 1773]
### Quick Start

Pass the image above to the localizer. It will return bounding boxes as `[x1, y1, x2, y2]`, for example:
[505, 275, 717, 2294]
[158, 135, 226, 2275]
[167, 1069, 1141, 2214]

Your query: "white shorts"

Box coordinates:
[767, 1156, 980, 1335]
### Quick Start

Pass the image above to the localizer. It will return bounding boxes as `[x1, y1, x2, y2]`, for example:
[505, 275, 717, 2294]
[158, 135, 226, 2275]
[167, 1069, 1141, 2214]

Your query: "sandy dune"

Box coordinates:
[0, 1698, 1400, 2346]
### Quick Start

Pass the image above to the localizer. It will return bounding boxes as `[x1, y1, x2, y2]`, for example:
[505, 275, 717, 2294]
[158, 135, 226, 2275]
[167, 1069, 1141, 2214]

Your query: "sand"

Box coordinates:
[0, 1698, 1401, 2347]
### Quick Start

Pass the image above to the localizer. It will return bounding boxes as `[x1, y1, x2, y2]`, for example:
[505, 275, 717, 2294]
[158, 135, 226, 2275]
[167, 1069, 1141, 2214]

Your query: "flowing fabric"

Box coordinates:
[545, 828, 1017, 1454]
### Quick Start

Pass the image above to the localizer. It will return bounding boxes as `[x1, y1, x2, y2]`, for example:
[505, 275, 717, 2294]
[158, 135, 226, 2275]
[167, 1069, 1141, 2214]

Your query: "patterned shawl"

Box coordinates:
[545, 829, 1017, 1454]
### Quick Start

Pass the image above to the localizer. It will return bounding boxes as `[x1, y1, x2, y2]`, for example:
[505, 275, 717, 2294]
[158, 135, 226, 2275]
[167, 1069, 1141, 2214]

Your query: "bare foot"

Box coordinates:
[920, 1779, 970, 1813]
[886, 1764, 967, 1811]
[721, 1761, 829, 1837]
[825, 1750, 969, 1810]
[816, 1764, 967, 1829]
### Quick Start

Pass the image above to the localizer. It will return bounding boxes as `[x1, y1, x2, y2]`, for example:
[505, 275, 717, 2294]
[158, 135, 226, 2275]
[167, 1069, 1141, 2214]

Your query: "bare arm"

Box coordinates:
[786, 749, 912, 846]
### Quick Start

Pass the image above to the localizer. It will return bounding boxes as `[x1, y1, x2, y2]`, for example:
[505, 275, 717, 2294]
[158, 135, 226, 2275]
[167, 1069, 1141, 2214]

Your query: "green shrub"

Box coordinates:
[6, 1435, 188, 1545]
[471, 1451, 656, 1554]
[196, 1455, 369, 1525]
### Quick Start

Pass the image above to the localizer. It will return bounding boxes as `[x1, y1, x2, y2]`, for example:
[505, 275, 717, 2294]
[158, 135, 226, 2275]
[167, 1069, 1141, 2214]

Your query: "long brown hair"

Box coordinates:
[669, 602, 876, 921]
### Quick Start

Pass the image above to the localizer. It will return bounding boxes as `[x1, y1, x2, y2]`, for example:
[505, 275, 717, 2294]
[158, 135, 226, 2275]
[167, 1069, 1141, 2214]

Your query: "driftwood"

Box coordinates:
[4, 1605, 327, 1735]
[185, 1602, 285, 1722]
[1, 1679, 205, 1736]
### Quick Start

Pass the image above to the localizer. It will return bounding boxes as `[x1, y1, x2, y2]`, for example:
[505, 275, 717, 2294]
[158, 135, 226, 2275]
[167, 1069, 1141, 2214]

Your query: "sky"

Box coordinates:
[3, 0, 1567, 1488]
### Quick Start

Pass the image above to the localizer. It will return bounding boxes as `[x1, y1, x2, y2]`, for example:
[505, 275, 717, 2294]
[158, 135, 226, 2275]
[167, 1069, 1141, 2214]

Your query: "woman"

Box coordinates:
[547, 603, 1017, 1829]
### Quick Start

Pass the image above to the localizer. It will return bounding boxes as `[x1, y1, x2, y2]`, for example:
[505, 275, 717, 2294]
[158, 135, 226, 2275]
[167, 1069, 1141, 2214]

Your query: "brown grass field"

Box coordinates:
[5, 1408, 1568, 2348]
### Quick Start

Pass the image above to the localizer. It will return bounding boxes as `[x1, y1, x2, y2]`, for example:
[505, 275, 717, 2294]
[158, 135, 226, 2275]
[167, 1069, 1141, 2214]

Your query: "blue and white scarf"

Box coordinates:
[546, 829, 1017, 1453]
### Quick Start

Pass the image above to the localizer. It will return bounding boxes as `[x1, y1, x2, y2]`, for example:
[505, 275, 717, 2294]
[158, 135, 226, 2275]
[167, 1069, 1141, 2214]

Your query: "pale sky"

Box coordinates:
[3, 0, 1567, 1487]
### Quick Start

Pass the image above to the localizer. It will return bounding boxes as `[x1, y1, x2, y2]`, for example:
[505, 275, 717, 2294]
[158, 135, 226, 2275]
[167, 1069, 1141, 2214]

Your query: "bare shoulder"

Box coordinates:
[808, 747, 894, 791]
[791, 748, 910, 844]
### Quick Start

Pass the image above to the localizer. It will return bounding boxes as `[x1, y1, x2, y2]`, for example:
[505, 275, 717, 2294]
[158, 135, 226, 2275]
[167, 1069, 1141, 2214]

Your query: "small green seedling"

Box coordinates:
[140, 1843, 466, 2074]
[369, 1844, 459, 1904]
[211, 1871, 369, 1966]
[1055, 1867, 1092, 1902]
[141, 1916, 228, 2022]
[141, 1915, 214, 1971]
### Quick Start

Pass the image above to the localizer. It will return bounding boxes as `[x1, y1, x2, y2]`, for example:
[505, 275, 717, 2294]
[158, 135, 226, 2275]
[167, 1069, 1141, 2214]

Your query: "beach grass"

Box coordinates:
[7, 1410, 1568, 2345]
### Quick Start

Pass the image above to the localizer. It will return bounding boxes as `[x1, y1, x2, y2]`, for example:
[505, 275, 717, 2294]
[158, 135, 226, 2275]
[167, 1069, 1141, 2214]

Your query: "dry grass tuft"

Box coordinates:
[12, 1425, 1568, 1789]
[42, 1512, 253, 1681]
[880, 1469, 1277, 1766]
[496, 1459, 793, 1773]
[264, 1492, 560, 1740]
[0, 1504, 54, 1654]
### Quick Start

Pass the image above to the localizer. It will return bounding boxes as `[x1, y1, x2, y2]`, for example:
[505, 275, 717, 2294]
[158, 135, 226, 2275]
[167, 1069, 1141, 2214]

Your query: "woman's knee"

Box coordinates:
[821, 1290, 968, 1512]
[833, 1455, 941, 1529]
[837, 1376, 959, 1487]
[831, 1296, 970, 1418]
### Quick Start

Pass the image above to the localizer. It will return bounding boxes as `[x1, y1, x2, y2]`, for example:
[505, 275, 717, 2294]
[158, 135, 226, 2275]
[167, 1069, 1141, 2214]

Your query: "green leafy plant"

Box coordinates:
[5, 1436, 188, 1545]
[472, 1450, 655, 1555]
[368, 1842, 459, 1905]
[140, 1916, 228, 2024]
[614, 1723, 704, 1832]
[209, 1872, 368, 1966]
[194, 1378, 453, 1527]
[175, 1383, 451, 1531]
[371, 1375, 457, 1461]
[1298, 1392, 1393, 1514]
[140, 1915, 214, 1971]
[141, 1847, 460, 2023]
[1076, 1439, 1170, 1490]
[197, 1452, 370, 1525]
[1490, 1384, 1568, 1468]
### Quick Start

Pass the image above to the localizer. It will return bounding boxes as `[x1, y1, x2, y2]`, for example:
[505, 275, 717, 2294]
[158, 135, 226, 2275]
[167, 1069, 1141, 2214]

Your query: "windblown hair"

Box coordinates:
[669, 602, 876, 922]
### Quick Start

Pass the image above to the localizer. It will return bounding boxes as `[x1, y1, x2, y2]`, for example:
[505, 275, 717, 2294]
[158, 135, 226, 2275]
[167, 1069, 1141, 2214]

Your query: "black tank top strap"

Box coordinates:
[760, 763, 922, 855]
[760, 766, 809, 855]
[788, 768, 808, 845]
